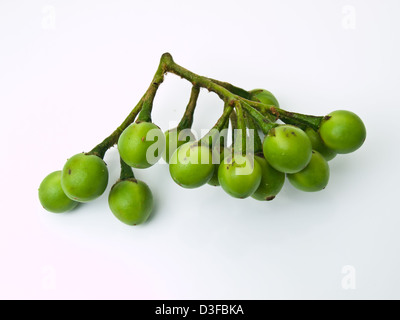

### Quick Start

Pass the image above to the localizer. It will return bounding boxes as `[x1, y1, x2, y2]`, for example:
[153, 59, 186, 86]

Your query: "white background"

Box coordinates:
[1, 0, 399, 300]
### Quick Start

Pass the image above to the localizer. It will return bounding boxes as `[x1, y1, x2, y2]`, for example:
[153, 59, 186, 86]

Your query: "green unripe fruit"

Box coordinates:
[61, 153, 109, 202]
[305, 127, 337, 161]
[319, 110, 366, 154]
[163, 128, 195, 163]
[118, 122, 166, 168]
[218, 154, 262, 199]
[208, 147, 231, 187]
[251, 156, 285, 201]
[108, 179, 153, 226]
[249, 89, 280, 107]
[287, 151, 330, 192]
[39, 171, 79, 213]
[263, 125, 312, 174]
[169, 142, 215, 189]
[249, 89, 279, 122]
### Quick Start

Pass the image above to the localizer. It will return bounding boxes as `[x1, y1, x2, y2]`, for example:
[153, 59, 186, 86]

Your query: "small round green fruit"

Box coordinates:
[39, 171, 78, 213]
[108, 179, 153, 225]
[61, 153, 109, 202]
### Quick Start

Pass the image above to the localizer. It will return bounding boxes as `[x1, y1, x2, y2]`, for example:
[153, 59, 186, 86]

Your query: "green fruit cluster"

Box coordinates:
[38, 55, 366, 226]
[168, 106, 366, 200]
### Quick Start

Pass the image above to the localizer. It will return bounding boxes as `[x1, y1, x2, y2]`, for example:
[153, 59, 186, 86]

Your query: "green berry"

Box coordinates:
[169, 142, 215, 189]
[305, 127, 337, 161]
[207, 147, 231, 187]
[319, 110, 366, 154]
[118, 122, 165, 168]
[61, 153, 109, 202]
[249, 89, 279, 122]
[251, 156, 285, 201]
[218, 154, 262, 199]
[163, 128, 195, 163]
[287, 150, 330, 192]
[39, 171, 79, 213]
[249, 88, 280, 107]
[108, 179, 153, 226]
[263, 125, 312, 174]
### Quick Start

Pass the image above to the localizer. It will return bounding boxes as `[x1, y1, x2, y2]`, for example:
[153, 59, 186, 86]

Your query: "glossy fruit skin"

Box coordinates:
[108, 179, 153, 226]
[39, 171, 79, 213]
[61, 153, 109, 202]
[118, 122, 165, 169]
[251, 156, 285, 201]
[319, 110, 366, 154]
[249, 89, 280, 107]
[163, 128, 195, 163]
[263, 125, 312, 174]
[287, 150, 330, 192]
[169, 142, 215, 188]
[305, 127, 337, 161]
[218, 154, 262, 199]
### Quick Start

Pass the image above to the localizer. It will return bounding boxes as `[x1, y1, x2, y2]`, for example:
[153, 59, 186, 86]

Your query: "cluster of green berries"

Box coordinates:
[166, 90, 366, 199]
[39, 87, 366, 226]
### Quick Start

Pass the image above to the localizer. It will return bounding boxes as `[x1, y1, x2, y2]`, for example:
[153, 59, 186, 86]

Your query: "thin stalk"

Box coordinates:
[242, 101, 278, 134]
[234, 102, 246, 155]
[162, 53, 237, 103]
[88, 55, 168, 158]
[88, 101, 143, 158]
[120, 157, 135, 180]
[245, 111, 263, 154]
[219, 103, 230, 148]
[244, 99, 323, 130]
[177, 85, 200, 130]
[230, 110, 238, 147]
[199, 105, 234, 147]
[136, 61, 166, 123]
[208, 78, 251, 100]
